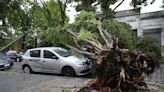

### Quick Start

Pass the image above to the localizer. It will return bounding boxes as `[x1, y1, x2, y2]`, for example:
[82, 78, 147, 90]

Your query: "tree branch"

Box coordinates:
[101, 29, 113, 48]
[66, 29, 103, 51]
[73, 37, 81, 49]
[66, 29, 78, 37]
[57, 0, 67, 25]
[97, 25, 111, 49]
[112, 0, 125, 11]
[40, 0, 55, 26]
[63, 44, 95, 56]
[86, 39, 102, 51]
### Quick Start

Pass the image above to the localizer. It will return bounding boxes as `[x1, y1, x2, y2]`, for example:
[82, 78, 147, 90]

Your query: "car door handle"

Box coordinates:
[43, 61, 46, 62]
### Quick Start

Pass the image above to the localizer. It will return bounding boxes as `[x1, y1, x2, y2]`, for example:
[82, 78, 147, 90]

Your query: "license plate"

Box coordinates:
[5, 64, 10, 67]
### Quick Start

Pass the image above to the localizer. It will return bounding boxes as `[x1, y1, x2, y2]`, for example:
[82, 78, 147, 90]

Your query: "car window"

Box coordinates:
[30, 50, 40, 57]
[0, 53, 7, 59]
[8, 53, 17, 56]
[53, 48, 71, 57]
[44, 50, 57, 59]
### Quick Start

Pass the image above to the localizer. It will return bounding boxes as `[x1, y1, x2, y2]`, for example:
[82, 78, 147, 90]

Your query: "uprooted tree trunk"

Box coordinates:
[65, 25, 159, 92]
[88, 48, 159, 92]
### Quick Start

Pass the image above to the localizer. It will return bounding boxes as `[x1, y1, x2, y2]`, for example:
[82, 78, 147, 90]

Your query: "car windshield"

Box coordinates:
[0, 53, 7, 59]
[53, 48, 71, 57]
[8, 53, 17, 56]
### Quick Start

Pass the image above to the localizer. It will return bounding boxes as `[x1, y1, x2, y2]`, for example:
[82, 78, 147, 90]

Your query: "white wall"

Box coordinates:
[162, 29, 164, 46]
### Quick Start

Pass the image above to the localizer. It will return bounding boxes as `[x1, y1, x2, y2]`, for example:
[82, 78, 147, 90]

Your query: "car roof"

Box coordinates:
[7, 50, 17, 53]
[27, 47, 65, 51]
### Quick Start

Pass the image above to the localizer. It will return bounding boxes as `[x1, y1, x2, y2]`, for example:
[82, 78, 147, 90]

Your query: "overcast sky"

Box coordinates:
[67, 0, 164, 23]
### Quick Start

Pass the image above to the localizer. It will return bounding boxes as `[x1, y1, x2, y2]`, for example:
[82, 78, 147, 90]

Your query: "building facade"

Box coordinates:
[115, 9, 164, 57]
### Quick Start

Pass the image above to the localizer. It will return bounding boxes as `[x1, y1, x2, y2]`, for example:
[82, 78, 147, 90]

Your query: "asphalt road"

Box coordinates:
[0, 62, 91, 92]
[1, 62, 164, 92]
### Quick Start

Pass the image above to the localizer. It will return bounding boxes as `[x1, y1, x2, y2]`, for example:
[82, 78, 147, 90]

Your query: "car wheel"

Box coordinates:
[10, 62, 14, 66]
[23, 66, 32, 74]
[14, 58, 17, 62]
[62, 67, 76, 77]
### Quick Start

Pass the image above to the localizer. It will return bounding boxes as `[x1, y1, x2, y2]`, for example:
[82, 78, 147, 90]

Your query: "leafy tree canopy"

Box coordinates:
[69, 10, 160, 58]
[70, 11, 136, 50]
[0, 0, 161, 58]
[30, 0, 72, 47]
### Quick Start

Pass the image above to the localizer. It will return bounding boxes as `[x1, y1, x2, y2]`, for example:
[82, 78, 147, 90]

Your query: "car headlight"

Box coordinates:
[76, 61, 85, 66]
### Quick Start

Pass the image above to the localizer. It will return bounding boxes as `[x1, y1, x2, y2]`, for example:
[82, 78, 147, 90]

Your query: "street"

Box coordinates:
[0, 62, 91, 92]
[0, 62, 164, 92]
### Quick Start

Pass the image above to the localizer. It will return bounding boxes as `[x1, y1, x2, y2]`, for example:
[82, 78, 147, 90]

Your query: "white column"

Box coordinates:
[161, 29, 164, 57]
[161, 29, 164, 46]
[137, 10, 143, 37]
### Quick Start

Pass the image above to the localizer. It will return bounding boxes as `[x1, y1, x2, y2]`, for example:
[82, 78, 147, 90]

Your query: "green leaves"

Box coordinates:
[102, 19, 136, 50]
[77, 29, 96, 41]
[38, 26, 73, 47]
[70, 11, 136, 50]
[72, 11, 100, 42]
[74, 11, 98, 31]
[136, 36, 161, 58]
[29, 0, 72, 47]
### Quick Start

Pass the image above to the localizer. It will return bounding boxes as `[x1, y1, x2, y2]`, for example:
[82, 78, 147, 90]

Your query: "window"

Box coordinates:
[0, 53, 7, 59]
[132, 29, 137, 36]
[44, 50, 57, 59]
[53, 48, 71, 57]
[30, 50, 40, 57]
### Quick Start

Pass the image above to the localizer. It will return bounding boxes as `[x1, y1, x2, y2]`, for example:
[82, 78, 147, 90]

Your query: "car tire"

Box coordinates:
[14, 58, 17, 62]
[62, 67, 76, 77]
[10, 62, 14, 66]
[23, 66, 32, 74]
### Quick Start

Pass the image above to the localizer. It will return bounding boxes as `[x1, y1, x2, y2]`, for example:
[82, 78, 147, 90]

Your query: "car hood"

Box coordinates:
[65, 56, 86, 62]
[0, 59, 9, 65]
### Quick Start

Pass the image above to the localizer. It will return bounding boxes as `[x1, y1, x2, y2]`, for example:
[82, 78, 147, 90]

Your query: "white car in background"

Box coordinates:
[6, 50, 22, 62]
[22, 47, 92, 76]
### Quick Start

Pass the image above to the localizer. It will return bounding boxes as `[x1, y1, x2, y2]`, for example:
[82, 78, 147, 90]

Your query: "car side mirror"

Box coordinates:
[51, 56, 58, 59]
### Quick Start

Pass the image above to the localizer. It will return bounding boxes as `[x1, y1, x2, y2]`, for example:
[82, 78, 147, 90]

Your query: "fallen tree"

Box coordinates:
[88, 49, 159, 92]
[64, 23, 159, 92]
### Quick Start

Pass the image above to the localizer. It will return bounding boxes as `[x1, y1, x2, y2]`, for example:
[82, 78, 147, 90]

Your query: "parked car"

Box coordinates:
[7, 50, 22, 62]
[22, 47, 92, 76]
[17, 51, 25, 62]
[0, 52, 14, 70]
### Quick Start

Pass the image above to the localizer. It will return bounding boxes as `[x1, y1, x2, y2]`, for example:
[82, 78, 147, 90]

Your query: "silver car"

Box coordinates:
[22, 47, 92, 76]
[0, 52, 14, 70]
